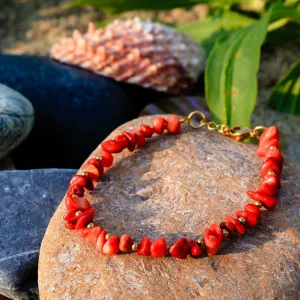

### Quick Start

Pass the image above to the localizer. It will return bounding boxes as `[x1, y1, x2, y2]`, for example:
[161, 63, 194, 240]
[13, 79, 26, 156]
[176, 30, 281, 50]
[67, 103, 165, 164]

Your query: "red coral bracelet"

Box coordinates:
[63, 111, 283, 259]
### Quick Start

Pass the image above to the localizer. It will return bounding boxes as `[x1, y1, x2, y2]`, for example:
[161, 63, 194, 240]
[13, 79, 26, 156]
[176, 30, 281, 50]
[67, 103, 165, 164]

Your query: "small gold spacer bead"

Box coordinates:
[87, 223, 95, 228]
[270, 145, 277, 149]
[222, 229, 230, 237]
[81, 171, 88, 177]
[95, 155, 102, 160]
[238, 217, 247, 225]
[195, 236, 205, 246]
[132, 242, 139, 252]
[267, 170, 276, 175]
[75, 211, 82, 216]
[254, 201, 263, 208]
[105, 233, 112, 240]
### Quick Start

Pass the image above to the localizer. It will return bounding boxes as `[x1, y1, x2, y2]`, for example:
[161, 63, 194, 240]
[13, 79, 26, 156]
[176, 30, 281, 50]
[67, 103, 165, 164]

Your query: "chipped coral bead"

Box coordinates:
[65, 195, 91, 211]
[101, 140, 124, 153]
[226, 216, 246, 235]
[98, 151, 114, 168]
[244, 203, 261, 220]
[137, 236, 151, 256]
[235, 210, 257, 228]
[204, 229, 222, 256]
[256, 138, 280, 157]
[220, 221, 235, 237]
[150, 237, 167, 258]
[119, 234, 133, 253]
[87, 158, 104, 176]
[102, 235, 120, 255]
[70, 175, 86, 187]
[115, 134, 129, 149]
[169, 238, 190, 259]
[152, 117, 167, 135]
[82, 163, 101, 182]
[265, 147, 284, 165]
[131, 129, 146, 147]
[67, 184, 85, 197]
[123, 132, 137, 152]
[96, 230, 107, 254]
[261, 173, 280, 189]
[75, 209, 95, 230]
[65, 221, 76, 230]
[64, 208, 94, 223]
[258, 182, 278, 197]
[78, 226, 102, 243]
[166, 115, 181, 134]
[259, 126, 279, 146]
[140, 124, 153, 138]
[247, 191, 278, 210]
[189, 240, 202, 257]
[208, 224, 224, 242]
[261, 157, 281, 177]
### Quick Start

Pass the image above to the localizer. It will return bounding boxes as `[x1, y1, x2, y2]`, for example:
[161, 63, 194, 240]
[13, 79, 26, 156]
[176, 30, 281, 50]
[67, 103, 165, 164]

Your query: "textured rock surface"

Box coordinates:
[0, 54, 162, 169]
[0, 84, 34, 160]
[0, 169, 76, 300]
[39, 116, 300, 300]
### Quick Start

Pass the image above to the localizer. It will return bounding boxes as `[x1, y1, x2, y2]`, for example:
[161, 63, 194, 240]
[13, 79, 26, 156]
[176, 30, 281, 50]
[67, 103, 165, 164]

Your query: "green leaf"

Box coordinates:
[268, 59, 300, 115]
[205, 9, 272, 127]
[177, 11, 254, 54]
[68, 0, 253, 14]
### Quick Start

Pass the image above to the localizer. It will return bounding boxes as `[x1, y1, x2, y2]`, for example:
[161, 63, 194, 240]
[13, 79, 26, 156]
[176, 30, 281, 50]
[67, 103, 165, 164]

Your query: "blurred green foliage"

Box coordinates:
[268, 59, 300, 115]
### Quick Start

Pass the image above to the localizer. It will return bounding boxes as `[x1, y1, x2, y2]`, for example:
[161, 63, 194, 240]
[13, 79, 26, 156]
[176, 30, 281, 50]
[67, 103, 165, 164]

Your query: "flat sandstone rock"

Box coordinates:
[39, 116, 300, 299]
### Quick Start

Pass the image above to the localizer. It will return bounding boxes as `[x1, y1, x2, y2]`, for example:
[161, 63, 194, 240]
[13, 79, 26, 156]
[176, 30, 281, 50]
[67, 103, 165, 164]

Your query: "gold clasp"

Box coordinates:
[180, 111, 266, 142]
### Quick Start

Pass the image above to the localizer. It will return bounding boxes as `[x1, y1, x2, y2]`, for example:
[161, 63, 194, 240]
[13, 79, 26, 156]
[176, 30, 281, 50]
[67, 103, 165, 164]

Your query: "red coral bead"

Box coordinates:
[67, 184, 85, 197]
[265, 147, 284, 165]
[119, 234, 133, 253]
[261, 158, 281, 176]
[256, 138, 280, 157]
[64, 208, 94, 223]
[188, 240, 202, 257]
[96, 230, 107, 254]
[204, 229, 221, 256]
[258, 182, 278, 197]
[98, 151, 114, 168]
[244, 203, 261, 220]
[152, 117, 167, 135]
[101, 140, 124, 153]
[220, 221, 235, 237]
[226, 216, 246, 234]
[261, 173, 280, 189]
[166, 115, 181, 134]
[235, 210, 257, 228]
[102, 236, 120, 255]
[75, 210, 94, 230]
[208, 224, 224, 242]
[82, 163, 100, 182]
[123, 132, 137, 152]
[169, 238, 190, 259]
[150, 238, 167, 257]
[115, 134, 129, 149]
[131, 129, 146, 147]
[65, 221, 75, 230]
[70, 175, 86, 187]
[78, 226, 102, 243]
[247, 191, 278, 210]
[140, 124, 153, 138]
[87, 158, 104, 176]
[259, 126, 279, 146]
[137, 236, 151, 256]
[65, 196, 91, 211]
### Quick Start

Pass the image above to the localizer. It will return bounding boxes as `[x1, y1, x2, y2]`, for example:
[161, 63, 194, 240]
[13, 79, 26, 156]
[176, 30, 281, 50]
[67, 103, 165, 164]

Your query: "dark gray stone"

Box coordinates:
[0, 169, 76, 299]
[0, 84, 34, 161]
[0, 55, 162, 170]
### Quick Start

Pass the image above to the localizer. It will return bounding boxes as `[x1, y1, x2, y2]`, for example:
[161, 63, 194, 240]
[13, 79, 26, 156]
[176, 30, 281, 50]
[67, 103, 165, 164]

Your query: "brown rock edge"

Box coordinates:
[38, 116, 300, 299]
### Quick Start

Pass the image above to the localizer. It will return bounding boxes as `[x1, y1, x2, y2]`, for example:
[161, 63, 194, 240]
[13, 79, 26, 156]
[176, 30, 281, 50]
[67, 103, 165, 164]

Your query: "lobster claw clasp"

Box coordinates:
[228, 126, 252, 142]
